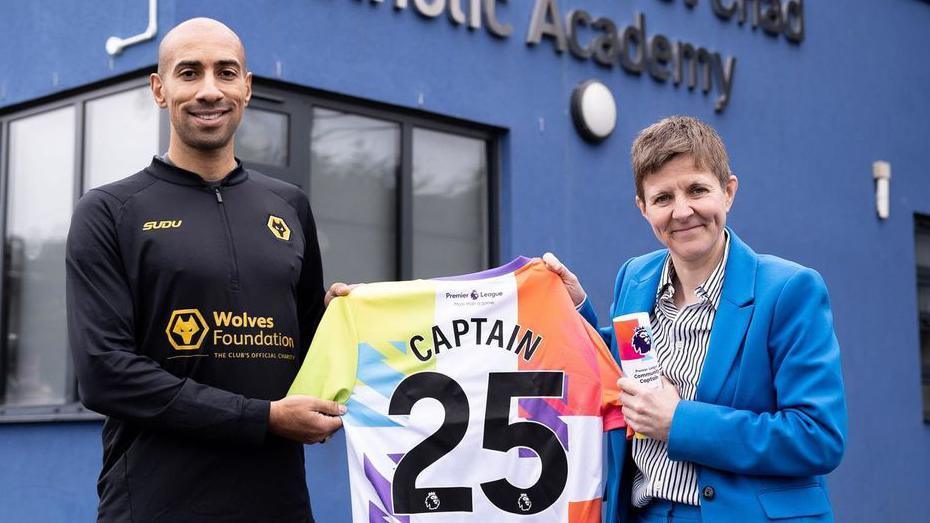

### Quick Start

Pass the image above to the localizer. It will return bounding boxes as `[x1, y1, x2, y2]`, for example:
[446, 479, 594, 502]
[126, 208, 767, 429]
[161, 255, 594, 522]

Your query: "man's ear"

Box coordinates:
[150, 73, 168, 108]
[243, 71, 253, 107]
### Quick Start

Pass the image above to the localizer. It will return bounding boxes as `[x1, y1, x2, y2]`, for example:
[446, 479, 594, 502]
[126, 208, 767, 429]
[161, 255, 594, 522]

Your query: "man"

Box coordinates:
[66, 18, 342, 522]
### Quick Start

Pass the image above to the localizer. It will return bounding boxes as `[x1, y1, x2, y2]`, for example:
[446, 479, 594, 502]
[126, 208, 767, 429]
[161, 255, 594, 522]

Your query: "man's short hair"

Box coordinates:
[630, 116, 731, 200]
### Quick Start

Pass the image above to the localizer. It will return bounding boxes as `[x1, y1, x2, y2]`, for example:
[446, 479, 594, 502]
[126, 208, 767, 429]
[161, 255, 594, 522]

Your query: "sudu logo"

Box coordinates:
[142, 219, 182, 231]
[165, 309, 210, 350]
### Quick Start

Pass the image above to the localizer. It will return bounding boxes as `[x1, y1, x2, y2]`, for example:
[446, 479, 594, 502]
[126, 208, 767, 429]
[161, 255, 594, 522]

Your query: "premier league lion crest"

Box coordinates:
[631, 325, 652, 356]
[425, 491, 440, 511]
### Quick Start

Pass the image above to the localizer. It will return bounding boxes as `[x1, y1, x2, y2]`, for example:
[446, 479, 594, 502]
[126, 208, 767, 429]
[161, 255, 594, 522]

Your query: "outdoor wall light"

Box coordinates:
[873, 160, 891, 220]
[570, 80, 617, 143]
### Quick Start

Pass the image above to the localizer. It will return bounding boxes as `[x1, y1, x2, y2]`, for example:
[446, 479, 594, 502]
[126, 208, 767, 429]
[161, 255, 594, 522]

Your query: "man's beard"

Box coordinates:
[173, 109, 240, 151]
[179, 128, 235, 150]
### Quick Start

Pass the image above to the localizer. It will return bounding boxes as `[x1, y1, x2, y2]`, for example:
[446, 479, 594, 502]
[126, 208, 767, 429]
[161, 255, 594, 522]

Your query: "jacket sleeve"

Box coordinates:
[295, 193, 326, 358]
[578, 258, 632, 348]
[66, 190, 269, 446]
[667, 268, 848, 476]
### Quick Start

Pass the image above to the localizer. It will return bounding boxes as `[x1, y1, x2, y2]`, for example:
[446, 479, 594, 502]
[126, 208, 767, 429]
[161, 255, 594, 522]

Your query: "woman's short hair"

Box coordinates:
[631, 116, 731, 200]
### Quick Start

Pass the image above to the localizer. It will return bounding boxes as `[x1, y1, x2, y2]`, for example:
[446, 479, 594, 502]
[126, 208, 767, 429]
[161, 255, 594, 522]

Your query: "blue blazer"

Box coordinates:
[579, 230, 847, 523]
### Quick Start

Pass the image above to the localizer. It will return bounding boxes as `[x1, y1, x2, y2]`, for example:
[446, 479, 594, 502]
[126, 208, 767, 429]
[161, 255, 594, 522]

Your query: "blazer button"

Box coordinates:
[702, 486, 716, 500]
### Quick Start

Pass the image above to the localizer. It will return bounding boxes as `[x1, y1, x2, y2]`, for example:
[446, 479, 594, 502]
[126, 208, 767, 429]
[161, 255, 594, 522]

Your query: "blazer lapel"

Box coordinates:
[619, 254, 665, 317]
[696, 230, 757, 404]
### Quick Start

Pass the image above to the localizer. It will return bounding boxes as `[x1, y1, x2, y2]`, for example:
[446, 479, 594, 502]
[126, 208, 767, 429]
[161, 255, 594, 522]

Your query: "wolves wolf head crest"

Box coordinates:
[172, 315, 201, 345]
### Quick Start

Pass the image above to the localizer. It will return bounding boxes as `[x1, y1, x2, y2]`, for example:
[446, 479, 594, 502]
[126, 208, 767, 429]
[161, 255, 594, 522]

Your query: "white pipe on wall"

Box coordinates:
[105, 0, 158, 56]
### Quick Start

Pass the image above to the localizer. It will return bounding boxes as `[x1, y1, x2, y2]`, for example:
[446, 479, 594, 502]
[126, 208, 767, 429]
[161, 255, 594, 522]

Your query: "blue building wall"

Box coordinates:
[2, 1, 929, 521]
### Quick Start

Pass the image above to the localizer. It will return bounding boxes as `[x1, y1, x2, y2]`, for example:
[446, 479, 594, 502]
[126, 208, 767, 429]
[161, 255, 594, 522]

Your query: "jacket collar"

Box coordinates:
[697, 228, 757, 403]
[145, 155, 249, 187]
[718, 228, 756, 307]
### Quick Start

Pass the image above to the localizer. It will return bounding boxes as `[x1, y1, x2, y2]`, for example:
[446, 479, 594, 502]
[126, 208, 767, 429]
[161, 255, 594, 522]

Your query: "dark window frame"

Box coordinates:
[915, 213, 930, 423]
[245, 78, 502, 280]
[0, 74, 503, 423]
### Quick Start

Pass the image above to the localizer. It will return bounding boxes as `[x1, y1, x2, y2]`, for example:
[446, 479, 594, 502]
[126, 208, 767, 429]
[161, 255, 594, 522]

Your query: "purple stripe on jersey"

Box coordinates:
[432, 256, 533, 281]
[388, 453, 404, 464]
[518, 374, 570, 456]
[518, 397, 569, 454]
[369, 502, 390, 523]
[364, 454, 410, 523]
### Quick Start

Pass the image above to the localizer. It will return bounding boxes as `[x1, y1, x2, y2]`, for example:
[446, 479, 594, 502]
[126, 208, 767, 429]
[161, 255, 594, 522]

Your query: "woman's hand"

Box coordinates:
[618, 376, 681, 441]
[541, 252, 587, 307]
[324, 282, 360, 307]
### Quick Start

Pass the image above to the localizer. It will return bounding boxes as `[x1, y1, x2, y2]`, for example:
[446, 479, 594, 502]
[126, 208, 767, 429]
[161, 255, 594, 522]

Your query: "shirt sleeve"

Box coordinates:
[294, 193, 326, 359]
[288, 295, 359, 403]
[66, 190, 269, 446]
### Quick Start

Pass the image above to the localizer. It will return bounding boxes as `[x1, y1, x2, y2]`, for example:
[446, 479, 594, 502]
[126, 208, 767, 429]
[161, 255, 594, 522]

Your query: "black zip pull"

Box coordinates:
[214, 187, 223, 203]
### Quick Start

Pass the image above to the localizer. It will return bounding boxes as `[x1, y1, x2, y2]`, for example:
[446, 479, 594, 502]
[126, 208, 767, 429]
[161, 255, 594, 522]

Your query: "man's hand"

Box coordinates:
[618, 376, 681, 441]
[541, 252, 587, 307]
[324, 282, 360, 307]
[268, 395, 345, 444]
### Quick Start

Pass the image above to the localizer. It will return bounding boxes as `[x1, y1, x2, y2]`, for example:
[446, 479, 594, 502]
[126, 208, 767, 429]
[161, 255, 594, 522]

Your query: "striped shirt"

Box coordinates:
[631, 231, 730, 508]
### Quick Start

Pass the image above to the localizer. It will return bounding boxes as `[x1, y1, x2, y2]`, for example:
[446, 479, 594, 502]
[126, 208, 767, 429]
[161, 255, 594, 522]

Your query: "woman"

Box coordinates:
[545, 116, 847, 522]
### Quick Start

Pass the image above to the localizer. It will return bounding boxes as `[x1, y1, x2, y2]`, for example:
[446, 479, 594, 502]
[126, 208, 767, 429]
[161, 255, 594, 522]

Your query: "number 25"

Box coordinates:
[388, 371, 568, 515]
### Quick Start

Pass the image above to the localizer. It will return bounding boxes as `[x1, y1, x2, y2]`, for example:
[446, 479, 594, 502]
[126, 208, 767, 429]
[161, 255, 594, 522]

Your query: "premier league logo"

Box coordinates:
[631, 326, 652, 356]
[470, 290, 479, 300]
[425, 491, 440, 511]
[517, 493, 532, 512]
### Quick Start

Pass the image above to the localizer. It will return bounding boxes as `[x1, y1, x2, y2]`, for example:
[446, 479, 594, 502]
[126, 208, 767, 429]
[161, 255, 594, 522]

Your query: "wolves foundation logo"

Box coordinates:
[267, 215, 291, 241]
[166, 309, 210, 350]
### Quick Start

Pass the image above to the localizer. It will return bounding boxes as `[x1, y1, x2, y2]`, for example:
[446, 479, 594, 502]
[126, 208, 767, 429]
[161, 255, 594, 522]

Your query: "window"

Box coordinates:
[84, 86, 160, 190]
[4, 106, 76, 407]
[915, 214, 930, 422]
[412, 128, 488, 278]
[237, 82, 500, 287]
[311, 109, 400, 284]
[237, 108, 289, 167]
[0, 80, 160, 420]
[0, 77, 499, 421]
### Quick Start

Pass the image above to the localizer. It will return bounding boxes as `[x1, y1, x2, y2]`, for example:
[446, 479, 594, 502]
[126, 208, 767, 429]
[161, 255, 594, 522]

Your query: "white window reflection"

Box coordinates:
[84, 86, 160, 190]
[4, 106, 76, 406]
[412, 128, 487, 279]
[311, 108, 399, 285]
[237, 108, 289, 166]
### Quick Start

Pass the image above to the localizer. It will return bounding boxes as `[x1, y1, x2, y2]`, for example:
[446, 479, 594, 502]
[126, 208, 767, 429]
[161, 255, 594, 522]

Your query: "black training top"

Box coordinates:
[66, 157, 324, 522]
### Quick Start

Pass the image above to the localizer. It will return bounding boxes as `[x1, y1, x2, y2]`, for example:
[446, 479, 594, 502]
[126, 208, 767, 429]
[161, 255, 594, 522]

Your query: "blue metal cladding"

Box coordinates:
[2, 1, 930, 522]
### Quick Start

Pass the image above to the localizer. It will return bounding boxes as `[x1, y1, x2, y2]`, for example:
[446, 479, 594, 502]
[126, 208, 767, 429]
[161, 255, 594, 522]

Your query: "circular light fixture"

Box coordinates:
[570, 80, 617, 143]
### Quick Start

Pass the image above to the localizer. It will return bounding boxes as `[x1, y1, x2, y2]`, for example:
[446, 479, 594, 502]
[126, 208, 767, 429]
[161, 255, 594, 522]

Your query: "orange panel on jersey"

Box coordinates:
[568, 498, 603, 523]
[515, 262, 623, 424]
